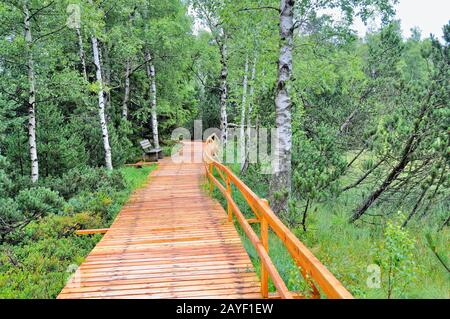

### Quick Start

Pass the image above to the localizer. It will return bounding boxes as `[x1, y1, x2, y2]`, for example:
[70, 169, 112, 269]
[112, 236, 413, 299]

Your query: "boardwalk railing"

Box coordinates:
[203, 134, 353, 299]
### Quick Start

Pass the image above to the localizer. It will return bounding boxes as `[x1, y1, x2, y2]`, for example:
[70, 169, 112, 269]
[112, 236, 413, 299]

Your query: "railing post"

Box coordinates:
[226, 176, 232, 222]
[260, 198, 269, 298]
[209, 163, 214, 194]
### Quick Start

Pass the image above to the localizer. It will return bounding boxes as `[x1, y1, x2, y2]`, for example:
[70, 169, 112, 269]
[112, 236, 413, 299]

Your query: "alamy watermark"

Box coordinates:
[170, 120, 286, 175]
[66, 4, 81, 29]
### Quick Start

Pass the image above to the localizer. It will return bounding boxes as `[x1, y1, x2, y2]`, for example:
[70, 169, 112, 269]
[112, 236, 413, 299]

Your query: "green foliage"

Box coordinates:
[37, 104, 87, 177]
[16, 187, 65, 219]
[43, 166, 125, 200]
[374, 213, 419, 298]
[0, 187, 64, 239]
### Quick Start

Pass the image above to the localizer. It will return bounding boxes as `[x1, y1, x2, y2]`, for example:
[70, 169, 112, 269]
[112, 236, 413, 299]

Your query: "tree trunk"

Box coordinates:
[301, 199, 310, 232]
[240, 56, 249, 171]
[339, 109, 358, 134]
[122, 59, 131, 119]
[91, 35, 113, 170]
[145, 49, 160, 149]
[341, 158, 385, 192]
[101, 43, 112, 113]
[122, 12, 135, 120]
[24, 4, 39, 183]
[219, 30, 228, 146]
[402, 181, 433, 228]
[76, 26, 88, 81]
[243, 55, 257, 172]
[270, 0, 294, 214]
[349, 99, 430, 223]
[349, 135, 416, 223]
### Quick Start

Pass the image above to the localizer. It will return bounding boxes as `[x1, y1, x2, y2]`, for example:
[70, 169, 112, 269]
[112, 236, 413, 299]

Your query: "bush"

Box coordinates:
[16, 187, 65, 218]
[0, 198, 20, 238]
[44, 166, 125, 199]
[0, 187, 64, 239]
[23, 212, 103, 241]
[374, 213, 419, 298]
[0, 156, 12, 195]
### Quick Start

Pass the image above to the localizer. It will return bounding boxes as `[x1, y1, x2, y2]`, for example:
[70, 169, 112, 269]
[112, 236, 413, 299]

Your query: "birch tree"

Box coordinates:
[270, 0, 295, 214]
[239, 55, 249, 171]
[23, 3, 39, 183]
[218, 29, 229, 145]
[144, 49, 160, 149]
[76, 26, 88, 81]
[121, 9, 137, 119]
[88, 0, 113, 170]
[91, 35, 112, 170]
[122, 59, 131, 119]
[243, 55, 257, 172]
[191, 0, 229, 144]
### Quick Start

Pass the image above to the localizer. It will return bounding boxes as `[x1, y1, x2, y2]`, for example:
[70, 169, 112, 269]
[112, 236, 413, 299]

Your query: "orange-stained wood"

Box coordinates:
[59, 138, 353, 300]
[124, 162, 157, 167]
[76, 228, 109, 235]
[58, 141, 260, 299]
[260, 199, 269, 298]
[204, 135, 354, 299]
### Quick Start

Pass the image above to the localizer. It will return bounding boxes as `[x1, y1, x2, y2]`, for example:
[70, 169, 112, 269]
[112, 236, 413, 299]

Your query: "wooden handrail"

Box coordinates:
[203, 134, 353, 299]
[75, 228, 109, 235]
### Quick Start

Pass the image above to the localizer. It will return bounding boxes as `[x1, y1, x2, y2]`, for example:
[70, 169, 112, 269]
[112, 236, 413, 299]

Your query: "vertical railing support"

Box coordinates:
[226, 175, 232, 222]
[260, 198, 269, 298]
[209, 163, 214, 194]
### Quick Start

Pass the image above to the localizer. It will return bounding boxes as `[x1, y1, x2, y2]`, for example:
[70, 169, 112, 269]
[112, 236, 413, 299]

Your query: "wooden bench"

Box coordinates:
[140, 139, 162, 162]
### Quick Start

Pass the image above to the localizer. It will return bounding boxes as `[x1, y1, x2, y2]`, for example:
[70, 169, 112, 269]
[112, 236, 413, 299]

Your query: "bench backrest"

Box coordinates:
[140, 139, 152, 150]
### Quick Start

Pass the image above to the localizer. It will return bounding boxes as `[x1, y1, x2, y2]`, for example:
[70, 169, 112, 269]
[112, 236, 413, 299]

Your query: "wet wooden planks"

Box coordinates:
[58, 141, 260, 299]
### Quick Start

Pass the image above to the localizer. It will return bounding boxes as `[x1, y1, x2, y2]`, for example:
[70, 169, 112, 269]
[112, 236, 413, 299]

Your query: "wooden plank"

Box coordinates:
[58, 141, 260, 299]
[75, 228, 109, 235]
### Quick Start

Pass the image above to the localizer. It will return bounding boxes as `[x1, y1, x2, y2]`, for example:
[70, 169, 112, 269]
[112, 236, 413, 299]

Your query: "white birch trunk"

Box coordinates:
[122, 12, 134, 120]
[239, 56, 249, 170]
[219, 31, 228, 146]
[271, 0, 294, 214]
[97, 41, 106, 83]
[91, 35, 113, 170]
[24, 4, 39, 183]
[145, 49, 160, 149]
[100, 43, 112, 114]
[245, 55, 257, 165]
[76, 26, 88, 81]
[122, 59, 131, 119]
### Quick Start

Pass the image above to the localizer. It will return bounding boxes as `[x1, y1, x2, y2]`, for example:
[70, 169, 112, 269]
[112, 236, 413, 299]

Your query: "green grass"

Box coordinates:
[120, 165, 156, 190]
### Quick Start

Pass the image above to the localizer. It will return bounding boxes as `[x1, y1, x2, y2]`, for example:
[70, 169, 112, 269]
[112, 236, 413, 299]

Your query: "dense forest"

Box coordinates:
[0, 0, 448, 298]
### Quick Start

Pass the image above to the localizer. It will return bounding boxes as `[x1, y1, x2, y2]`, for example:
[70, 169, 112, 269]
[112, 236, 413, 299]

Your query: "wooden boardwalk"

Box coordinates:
[58, 141, 261, 299]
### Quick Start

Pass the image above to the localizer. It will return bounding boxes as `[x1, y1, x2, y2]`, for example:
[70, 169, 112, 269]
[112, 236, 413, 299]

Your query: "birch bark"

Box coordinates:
[271, 0, 295, 214]
[145, 49, 160, 149]
[91, 34, 113, 170]
[122, 12, 135, 119]
[219, 30, 228, 146]
[24, 3, 39, 183]
[76, 26, 88, 81]
[244, 55, 257, 168]
[122, 59, 131, 118]
[239, 56, 249, 170]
